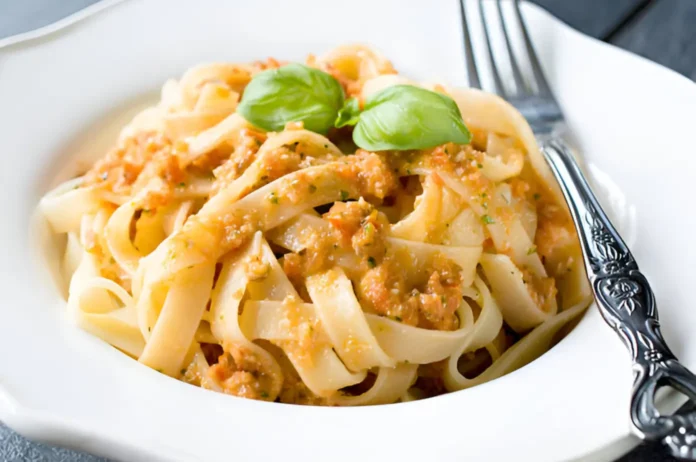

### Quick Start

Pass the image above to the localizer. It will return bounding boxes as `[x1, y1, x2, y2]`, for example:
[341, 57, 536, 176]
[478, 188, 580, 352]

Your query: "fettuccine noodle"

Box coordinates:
[40, 45, 591, 405]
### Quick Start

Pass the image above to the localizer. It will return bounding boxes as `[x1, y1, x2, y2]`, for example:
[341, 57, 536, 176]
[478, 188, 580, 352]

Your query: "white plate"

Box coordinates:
[1, 1, 695, 461]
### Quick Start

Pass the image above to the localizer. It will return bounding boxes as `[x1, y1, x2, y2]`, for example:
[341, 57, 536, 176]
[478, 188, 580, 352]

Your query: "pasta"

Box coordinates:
[39, 45, 592, 405]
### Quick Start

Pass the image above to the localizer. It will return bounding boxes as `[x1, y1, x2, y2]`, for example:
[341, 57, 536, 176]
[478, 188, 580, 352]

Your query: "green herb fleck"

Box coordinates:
[395, 316, 403, 322]
[268, 192, 279, 204]
[309, 184, 317, 193]
[367, 256, 377, 268]
[527, 246, 537, 255]
[477, 163, 483, 169]
[340, 190, 349, 201]
[533, 193, 541, 201]
[177, 182, 186, 188]
[481, 214, 495, 224]
[364, 222, 375, 239]
[260, 391, 269, 398]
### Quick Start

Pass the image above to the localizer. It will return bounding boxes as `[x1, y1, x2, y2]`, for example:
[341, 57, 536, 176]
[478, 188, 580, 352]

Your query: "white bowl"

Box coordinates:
[1, 1, 695, 461]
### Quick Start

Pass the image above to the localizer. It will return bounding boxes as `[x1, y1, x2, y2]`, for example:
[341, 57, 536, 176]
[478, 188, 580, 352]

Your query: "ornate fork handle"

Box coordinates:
[541, 137, 696, 460]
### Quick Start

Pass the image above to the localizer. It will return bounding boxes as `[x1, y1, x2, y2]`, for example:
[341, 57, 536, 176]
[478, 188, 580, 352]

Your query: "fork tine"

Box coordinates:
[495, 0, 528, 95]
[478, 0, 506, 97]
[513, 0, 552, 95]
[459, 0, 481, 89]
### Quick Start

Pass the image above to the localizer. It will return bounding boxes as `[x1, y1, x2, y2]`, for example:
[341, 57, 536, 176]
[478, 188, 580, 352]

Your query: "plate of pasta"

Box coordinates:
[1, 0, 695, 461]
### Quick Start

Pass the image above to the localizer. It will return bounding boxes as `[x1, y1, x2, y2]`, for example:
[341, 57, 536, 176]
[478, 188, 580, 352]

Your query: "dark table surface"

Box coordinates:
[0, 0, 694, 461]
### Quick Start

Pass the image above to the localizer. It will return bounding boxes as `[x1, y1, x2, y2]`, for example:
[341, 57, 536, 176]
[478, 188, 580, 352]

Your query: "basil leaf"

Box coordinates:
[335, 97, 361, 128]
[352, 85, 471, 151]
[237, 63, 344, 134]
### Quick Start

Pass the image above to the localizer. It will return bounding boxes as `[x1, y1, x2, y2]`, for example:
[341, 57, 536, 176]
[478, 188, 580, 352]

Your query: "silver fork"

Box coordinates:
[460, 0, 696, 459]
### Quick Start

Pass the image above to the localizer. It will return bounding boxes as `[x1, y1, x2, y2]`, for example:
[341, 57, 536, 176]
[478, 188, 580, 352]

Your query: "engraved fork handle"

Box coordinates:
[541, 137, 696, 460]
